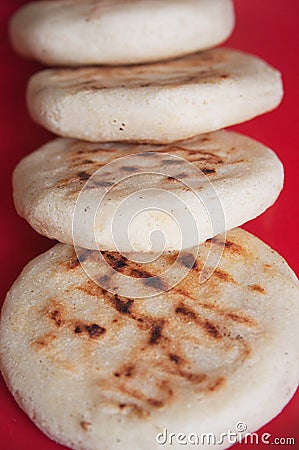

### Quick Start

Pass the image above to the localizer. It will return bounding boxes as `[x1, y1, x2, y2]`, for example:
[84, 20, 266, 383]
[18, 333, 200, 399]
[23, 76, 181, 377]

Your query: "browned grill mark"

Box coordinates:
[175, 305, 196, 320]
[121, 166, 138, 172]
[74, 322, 106, 339]
[170, 172, 188, 180]
[45, 300, 106, 342]
[231, 159, 246, 165]
[130, 268, 150, 279]
[147, 398, 164, 408]
[138, 151, 155, 158]
[87, 180, 114, 188]
[209, 377, 226, 392]
[129, 268, 168, 291]
[32, 333, 56, 349]
[113, 378, 175, 415]
[98, 275, 110, 287]
[177, 253, 197, 269]
[77, 280, 136, 316]
[225, 240, 244, 251]
[78, 249, 91, 263]
[175, 304, 222, 339]
[177, 295, 257, 328]
[226, 313, 255, 326]
[49, 308, 64, 327]
[203, 320, 222, 339]
[213, 269, 235, 284]
[66, 259, 81, 270]
[118, 403, 149, 418]
[65, 249, 91, 270]
[143, 276, 168, 291]
[102, 252, 128, 271]
[165, 253, 178, 266]
[80, 421, 91, 432]
[209, 238, 246, 256]
[162, 159, 183, 165]
[149, 322, 164, 345]
[175, 148, 223, 165]
[178, 370, 207, 384]
[249, 284, 266, 294]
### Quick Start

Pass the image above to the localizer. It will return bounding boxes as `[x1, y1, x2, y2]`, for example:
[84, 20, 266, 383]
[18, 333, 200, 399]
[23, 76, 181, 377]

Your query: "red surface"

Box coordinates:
[0, 1, 298, 449]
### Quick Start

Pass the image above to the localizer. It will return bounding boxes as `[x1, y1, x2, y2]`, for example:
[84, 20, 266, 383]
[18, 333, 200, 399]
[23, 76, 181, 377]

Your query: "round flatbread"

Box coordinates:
[26, 48, 283, 143]
[13, 130, 284, 252]
[0, 228, 298, 450]
[10, 0, 235, 66]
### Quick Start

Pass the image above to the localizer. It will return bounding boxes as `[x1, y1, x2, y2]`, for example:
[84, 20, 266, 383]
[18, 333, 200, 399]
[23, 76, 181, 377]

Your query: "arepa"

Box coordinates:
[0, 228, 298, 450]
[10, 0, 235, 66]
[13, 130, 284, 252]
[26, 48, 283, 143]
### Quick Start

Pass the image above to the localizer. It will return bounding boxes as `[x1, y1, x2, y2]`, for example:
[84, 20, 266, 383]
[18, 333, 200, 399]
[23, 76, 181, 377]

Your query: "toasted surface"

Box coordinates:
[0, 228, 298, 450]
[13, 130, 284, 252]
[26, 48, 283, 142]
[10, 0, 235, 66]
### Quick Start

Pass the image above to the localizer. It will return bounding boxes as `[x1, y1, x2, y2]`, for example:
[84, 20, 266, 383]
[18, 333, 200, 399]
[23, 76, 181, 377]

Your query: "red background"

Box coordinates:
[0, 1, 298, 449]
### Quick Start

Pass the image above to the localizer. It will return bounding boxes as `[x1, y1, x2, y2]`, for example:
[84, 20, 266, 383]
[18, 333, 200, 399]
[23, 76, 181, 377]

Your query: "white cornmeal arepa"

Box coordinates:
[13, 130, 283, 252]
[26, 48, 283, 143]
[0, 228, 298, 450]
[10, 0, 235, 66]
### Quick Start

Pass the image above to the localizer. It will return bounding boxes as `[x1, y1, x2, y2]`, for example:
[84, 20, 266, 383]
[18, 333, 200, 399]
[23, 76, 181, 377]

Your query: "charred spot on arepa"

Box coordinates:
[201, 167, 216, 175]
[149, 321, 165, 345]
[114, 364, 136, 379]
[74, 322, 106, 339]
[112, 296, 134, 315]
[46, 301, 65, 327]
[169, 353, 181, 365]
[77, 171, 91, 181]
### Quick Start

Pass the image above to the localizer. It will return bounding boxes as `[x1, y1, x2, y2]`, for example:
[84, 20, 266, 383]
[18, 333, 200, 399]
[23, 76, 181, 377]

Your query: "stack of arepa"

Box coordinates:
[1, 1, 298, 449]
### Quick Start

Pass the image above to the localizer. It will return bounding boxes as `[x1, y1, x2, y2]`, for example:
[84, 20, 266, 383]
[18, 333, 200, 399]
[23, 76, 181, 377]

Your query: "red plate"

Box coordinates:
[0, 1, 298, 449]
